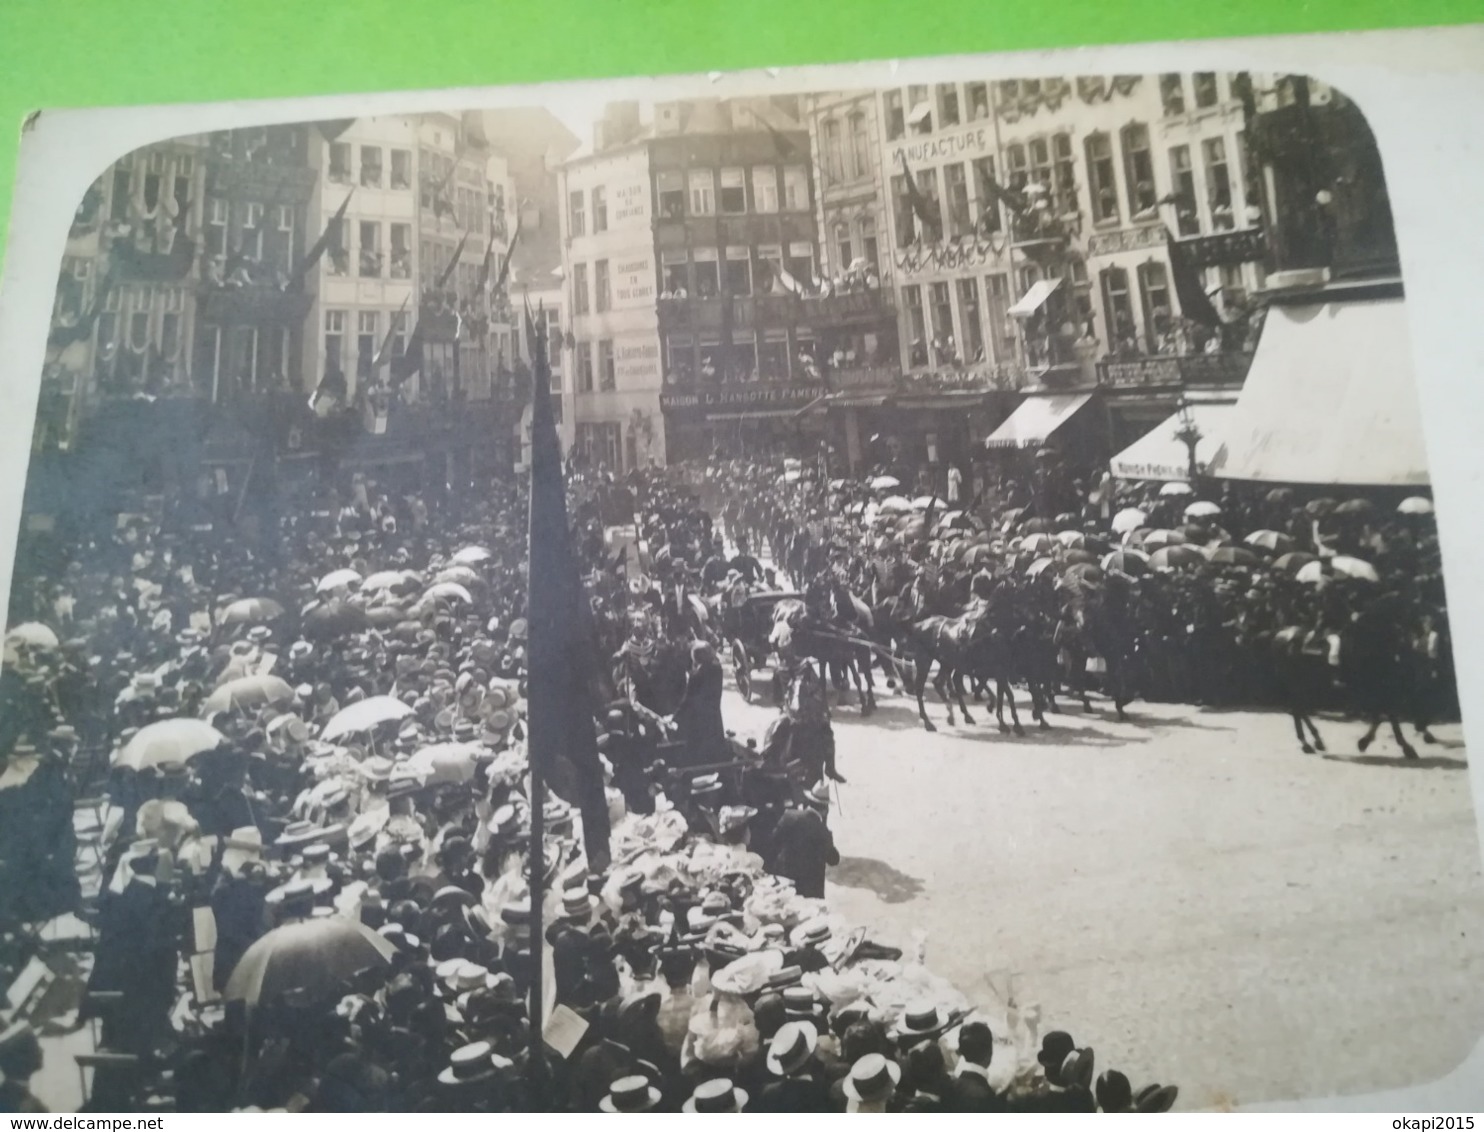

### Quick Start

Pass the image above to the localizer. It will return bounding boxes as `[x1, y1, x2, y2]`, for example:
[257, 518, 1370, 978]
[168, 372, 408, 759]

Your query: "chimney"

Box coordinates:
[597, 101, 641, 150]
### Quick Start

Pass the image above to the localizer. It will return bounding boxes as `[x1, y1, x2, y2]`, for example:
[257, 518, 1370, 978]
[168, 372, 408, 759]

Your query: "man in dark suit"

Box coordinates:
[949, 1021, 1008, 1112]
[770, 785, 840, 900]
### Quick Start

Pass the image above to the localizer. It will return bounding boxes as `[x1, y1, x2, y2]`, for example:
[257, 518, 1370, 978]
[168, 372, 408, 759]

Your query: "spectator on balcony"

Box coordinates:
[909, 339, 928, 368]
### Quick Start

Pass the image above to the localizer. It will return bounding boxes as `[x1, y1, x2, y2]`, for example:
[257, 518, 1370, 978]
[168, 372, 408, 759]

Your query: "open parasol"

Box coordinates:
[1183, 500, 1222, 520]
[404, 742, 484, 785]
[1101, 549, 1149, 576]
[219, 597, 285, 626]
[202, 674, 296, 716]
[1273, 551, 1318, 574]
[321, 696, 414, 741]
[1207, 546, 1259, 567]
[1149, 545, 1209, 571]
[1397, 496, 1433, 516]
[225, 918, 396, 1006]
[1111, 508, 1148, 535]
[1137, 529, 1187, 551]
[1055, 530, 1086, 549]
[114, 718, 227, 770]
[5, 622, 59, 650]
[302, 599, 369, 641]
[452, 546, 494, 565]
[433, 565, 482, 588]
[422, 582, 474, 606]
[1243, 530, 1294, 553]
[1297, 556, 1380, 584]
[362, 570, 420, 593]
[869, 475, 901, 491]
[316, 569, 362, 593]
[1159, 482, 1194, 497]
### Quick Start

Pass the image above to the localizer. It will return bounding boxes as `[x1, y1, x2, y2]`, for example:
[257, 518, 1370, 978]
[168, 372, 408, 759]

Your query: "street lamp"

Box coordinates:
[1172, 398, 1203, 484]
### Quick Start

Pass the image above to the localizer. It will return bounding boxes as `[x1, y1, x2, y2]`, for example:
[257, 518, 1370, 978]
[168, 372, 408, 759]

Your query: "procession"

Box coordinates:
[1, 72, 1478, 1114]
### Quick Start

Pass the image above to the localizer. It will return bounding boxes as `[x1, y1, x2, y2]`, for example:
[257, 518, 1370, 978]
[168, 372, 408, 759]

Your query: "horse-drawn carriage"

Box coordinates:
[719, 589, 800, 703]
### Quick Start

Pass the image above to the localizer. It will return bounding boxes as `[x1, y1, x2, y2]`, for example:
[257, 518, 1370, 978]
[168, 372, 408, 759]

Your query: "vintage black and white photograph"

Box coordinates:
[0, 44, 1480, 1115]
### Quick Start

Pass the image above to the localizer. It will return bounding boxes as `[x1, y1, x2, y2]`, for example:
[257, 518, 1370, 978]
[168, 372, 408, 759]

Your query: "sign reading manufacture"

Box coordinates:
[660, 383, 826, 414]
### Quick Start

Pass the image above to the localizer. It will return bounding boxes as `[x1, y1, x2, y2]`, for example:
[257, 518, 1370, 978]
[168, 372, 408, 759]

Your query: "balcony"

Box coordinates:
[200, 284, 314, 325]
[657, 292, 799, 332]
[1086, 222, 1167, 257]
[799, 288, 895, 328]
[1096, 350, 1254, 390]
[210, 157, 317, 202]
[1177, 228, 1267, 269]
[1010, 210, 1077, 261]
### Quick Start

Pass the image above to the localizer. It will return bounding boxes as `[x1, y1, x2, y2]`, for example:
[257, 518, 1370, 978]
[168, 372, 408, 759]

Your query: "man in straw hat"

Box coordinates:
[754, 1020, 830, 1112]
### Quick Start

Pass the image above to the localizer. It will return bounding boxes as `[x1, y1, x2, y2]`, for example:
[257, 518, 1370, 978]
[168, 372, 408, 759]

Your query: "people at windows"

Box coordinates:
[360, 147, 383, 189]
[328, 143, 352, 185]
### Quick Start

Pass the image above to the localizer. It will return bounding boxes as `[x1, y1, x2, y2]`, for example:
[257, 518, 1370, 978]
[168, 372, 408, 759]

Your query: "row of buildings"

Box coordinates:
[33, 70, 1401, 521]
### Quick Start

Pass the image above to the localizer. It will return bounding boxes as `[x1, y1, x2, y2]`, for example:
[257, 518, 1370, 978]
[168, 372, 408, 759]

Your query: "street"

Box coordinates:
[721, 680, 1484, 1110]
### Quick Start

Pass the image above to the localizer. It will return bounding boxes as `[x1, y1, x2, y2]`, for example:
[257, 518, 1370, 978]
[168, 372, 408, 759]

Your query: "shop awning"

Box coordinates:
[1205, 298, 1430, 486]
[1008, 277, 1063, 318]
[706, 409, 805, 421]
[984, 392, 1093, 450]
[1109, 403, 1235, 481]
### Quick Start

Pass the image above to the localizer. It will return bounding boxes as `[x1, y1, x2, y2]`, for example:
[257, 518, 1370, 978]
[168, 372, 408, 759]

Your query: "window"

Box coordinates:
[937, 84, 960, 127]
[592, 185, 608, 233]
[944, 163, 971, 238]
[329, 143, 351, 184]
[688, 169, 715, 216]
[756, 245, 784, 294]
[358, 221, 381, 277]
[782, 166, 809, 211]
[699, 337, 723, 382]
[657, 170, 685, 219]
[1086, 133, 1119, 223]
[833, 224, 852, 273]
[360, 146, 382, 188]
[324, 310, 346, 374]
[390, 149, 411, 190]
[1169, 146, 1199, 236]
[884, 90, 905, 140]
[957, 278, 984, 362]
[575, 343, 594, 392]
[206, 198, 228, 256]
[914, 167, 941, 238]
[822, 119, 843, 183]
[243, 202, 265, 259]
[328, 215, 348, 275]
[970, 157, 1001, 235]
[356, 311, 379, 378]
[160, 312, 180, 359]
[785, 241, 814, 289]
[849, 112, 870, 179]
[390, 309, 409, 359]
[724, 246, 752, 294]
[1193, 73, 1219, 109]
[594, 259, 611, 312]
[1138, 262, 1172, 352]
[758, 330, 788, 381]
[665, 335, 695, 385]
[903, 285, 926, 364]
[1203, 137, 1234, 230]
[1005, 143, 1028, 191]
[966, 82, 990, 121]
[110, 168, 132, 223]
[1121, 124, 1157, 216]
[751, 166, 779, 213]
[1051, 134, 1077, 215]
[390, 223, 411, 278]
[860, 216, 879, 271]
[907, 85, 931, 134]
[1160, 74, 1186, 116]
[568, 189, 586, 236]
[661, 248, 688, 294]
[598, 339, 616, 391]
[930, 281, 955, 361]
[719, 167, 746, 214]
[1102, 267, 1136, 349]
[983, 273, 1014, 362]
[572, 263, 589, 315]
[692, 248, 720, 298]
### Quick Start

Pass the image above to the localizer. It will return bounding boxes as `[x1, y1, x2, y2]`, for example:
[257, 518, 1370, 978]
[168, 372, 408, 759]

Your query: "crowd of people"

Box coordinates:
[0, 458, 1193, 1114]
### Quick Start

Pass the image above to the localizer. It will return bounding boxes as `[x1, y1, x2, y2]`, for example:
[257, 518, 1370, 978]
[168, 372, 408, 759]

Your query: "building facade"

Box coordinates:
[874, 73, 1265, 467]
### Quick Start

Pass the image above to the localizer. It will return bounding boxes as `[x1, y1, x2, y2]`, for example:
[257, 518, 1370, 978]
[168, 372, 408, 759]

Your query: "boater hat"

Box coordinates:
[843, 1053, 902, 1104]
[599, 1075, 661, 1113]
[765, 1020, 818, 1077]
[682, 1078, 748, 1113]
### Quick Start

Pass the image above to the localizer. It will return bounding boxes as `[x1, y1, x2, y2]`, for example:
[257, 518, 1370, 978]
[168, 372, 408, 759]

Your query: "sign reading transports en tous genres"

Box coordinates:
[895, 235, 1011, 277]
[613, 253, 656, 309]
[659, 383, 826, 411]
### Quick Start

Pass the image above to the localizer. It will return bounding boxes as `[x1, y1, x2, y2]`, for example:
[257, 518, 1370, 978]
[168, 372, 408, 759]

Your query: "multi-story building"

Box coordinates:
[561, 97, 842, 470]
[484, 107, 582, 457]
[870, 73, 1265, 473]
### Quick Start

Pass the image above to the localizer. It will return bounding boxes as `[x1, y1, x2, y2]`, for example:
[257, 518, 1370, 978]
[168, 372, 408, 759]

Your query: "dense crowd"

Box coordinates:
[0, 460, 1190, 1114]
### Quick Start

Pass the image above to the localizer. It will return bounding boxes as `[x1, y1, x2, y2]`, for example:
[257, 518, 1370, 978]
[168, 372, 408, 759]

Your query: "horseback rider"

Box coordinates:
[762, 651, 846, 788]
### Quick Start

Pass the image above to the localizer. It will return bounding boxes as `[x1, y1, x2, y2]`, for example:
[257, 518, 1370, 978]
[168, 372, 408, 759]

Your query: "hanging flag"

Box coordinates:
[390, 323, 424, 384]
[750, 108, 798, 160]
[48, 253, 118, 349]
[316, 119, 357, 143]
[436, 230, 469, 291]
[308, 369, 348, 417]
[285, 190, 353, 292]
[370, 294, 411, 371]
[525, 305, 613, 869]
[975, 164, 1029, 219]
[1165, 229, 1223, 329]
[775, 266, 805, 296]
[479, 218, 522, 295]
[898, 154, 942, 242]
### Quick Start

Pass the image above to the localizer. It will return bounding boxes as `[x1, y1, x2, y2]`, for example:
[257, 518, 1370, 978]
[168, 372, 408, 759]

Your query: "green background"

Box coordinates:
[1, 0, 1479, 270]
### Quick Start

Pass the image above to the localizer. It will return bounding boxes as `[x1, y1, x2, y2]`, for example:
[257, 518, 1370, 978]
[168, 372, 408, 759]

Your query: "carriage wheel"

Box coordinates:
[731, 639, 752, 702]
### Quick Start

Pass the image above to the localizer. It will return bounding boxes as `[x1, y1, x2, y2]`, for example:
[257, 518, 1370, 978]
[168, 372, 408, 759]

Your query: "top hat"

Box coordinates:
[765, 1020, 818, 1077]
[682, 1078, 748, 1113]
[843, 1053, 902, 1104]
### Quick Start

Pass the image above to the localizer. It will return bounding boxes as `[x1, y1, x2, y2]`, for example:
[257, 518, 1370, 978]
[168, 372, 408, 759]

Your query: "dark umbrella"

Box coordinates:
[1304, 498, 1338, 517]
[1335, 498, 1374, 516]
[1207, 547, 1260, 567]
[1273, 551, 1319, 574]
[302, 599, 370, 641]
[225, 919, 396, 1006]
